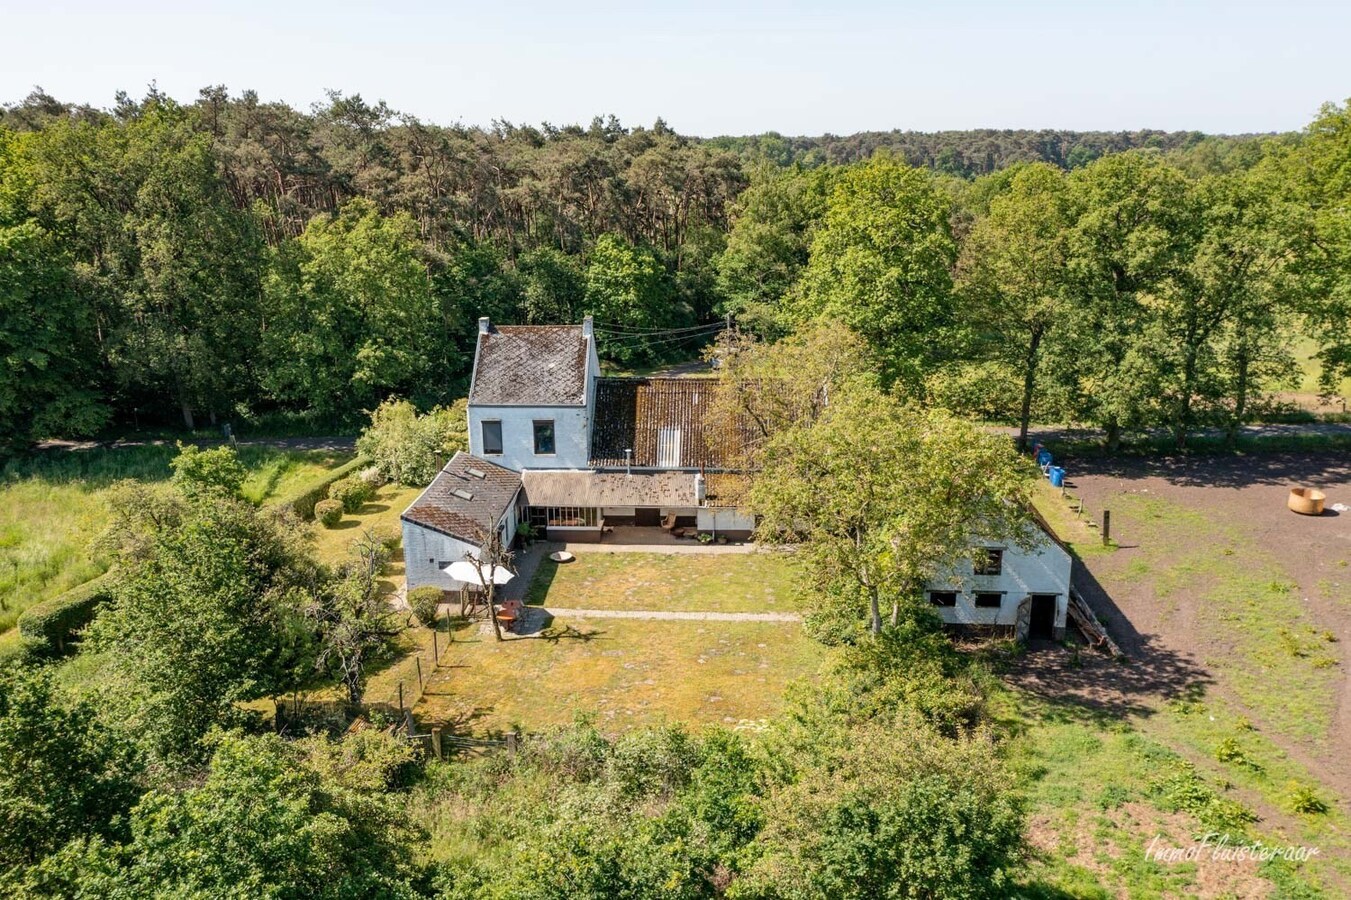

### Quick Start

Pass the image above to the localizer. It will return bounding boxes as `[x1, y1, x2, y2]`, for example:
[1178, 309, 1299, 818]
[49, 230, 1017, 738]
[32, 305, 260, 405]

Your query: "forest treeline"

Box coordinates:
[1, 85, 1348, 451]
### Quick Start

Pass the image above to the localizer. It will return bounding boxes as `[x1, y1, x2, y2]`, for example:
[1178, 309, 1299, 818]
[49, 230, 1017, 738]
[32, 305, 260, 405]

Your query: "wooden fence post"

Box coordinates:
[1102, 510, 1111, 545]
[416, 657, 423, 691]
[506, 732, 518, 757]
[398, 681, 404, 717]
[431, 727, 443, 760]
[432, 629, 438, 665]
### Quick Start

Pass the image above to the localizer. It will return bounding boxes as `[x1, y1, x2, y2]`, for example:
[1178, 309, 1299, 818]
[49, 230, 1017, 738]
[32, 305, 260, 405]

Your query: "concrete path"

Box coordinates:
[561, 541, 761, 556]
[539, 607, 800, 623]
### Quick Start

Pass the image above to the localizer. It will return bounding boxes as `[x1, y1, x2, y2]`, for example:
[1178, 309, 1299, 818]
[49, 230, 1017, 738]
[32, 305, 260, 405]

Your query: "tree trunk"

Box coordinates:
[1104, 419, 1121, 454]
[868, 584, 882, 636]
[1228, 345, 1250, 450]
[1017, 328, 1044, 453]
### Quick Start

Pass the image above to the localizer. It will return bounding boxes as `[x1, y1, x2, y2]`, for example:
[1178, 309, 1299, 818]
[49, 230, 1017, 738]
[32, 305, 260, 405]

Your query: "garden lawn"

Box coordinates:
[524, 550, 805, 613]
[415, 616, 826, 736]
[0, 445, 352, 635]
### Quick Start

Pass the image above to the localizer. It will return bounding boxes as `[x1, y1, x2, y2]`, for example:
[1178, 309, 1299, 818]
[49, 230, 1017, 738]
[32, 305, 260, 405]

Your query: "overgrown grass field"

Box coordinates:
[0, 444, 352, 634]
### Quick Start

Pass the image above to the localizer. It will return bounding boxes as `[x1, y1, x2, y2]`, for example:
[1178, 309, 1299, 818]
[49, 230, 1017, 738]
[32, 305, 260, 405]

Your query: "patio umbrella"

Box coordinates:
[443, 560, 515, 587]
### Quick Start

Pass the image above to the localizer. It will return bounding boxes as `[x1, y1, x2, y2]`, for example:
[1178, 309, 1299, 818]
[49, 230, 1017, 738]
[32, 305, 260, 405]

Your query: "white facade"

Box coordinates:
[469, 404, 592, 471]
[402, 502, 520, 593]
[925, 532, 1072, 640]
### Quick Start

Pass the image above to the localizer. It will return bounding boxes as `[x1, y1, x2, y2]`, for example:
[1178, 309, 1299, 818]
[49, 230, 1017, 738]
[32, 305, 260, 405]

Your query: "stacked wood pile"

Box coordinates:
[1068, 588, 1122, 657]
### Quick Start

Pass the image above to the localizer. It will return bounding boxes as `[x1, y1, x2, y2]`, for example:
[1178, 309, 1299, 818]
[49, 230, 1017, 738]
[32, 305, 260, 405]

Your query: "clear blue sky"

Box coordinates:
[3, 0, 1345, 135]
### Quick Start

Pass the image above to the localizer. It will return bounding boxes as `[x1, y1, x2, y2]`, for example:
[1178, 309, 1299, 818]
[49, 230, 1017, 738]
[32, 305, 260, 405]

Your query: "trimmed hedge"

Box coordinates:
[17, 573, 114, 657]
[328, 475, 374, 513]
[407, 586, 443, 628]
[315, 499, 344, 528]
[272, 456, 366, 520]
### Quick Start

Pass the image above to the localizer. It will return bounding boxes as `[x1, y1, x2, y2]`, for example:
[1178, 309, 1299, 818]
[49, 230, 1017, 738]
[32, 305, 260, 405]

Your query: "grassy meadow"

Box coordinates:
[0, 444, 353, 635]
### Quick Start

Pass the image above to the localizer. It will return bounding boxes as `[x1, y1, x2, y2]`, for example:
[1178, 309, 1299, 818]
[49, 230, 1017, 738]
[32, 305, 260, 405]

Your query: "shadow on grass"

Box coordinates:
[523, 556, 558, 606]
[1000, 544, 1212, 725]
[537, 624, 606, 644]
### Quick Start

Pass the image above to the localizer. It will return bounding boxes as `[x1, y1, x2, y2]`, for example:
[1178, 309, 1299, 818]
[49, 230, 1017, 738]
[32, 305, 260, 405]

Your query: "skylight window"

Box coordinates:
[466, 467, 487, 479]
[452, 489, 474, 501]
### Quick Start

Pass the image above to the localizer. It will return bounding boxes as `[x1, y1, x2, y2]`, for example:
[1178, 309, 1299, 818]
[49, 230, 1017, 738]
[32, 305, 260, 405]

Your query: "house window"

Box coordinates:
[974, 592, 1004, 608]
[929, 591, 957, 607]
[657, 427, 682, 468]
[975, 549, 1004, 576]
[529, 506, 598, 528]
[482, 420, 503, 455]
[533, 420, 555, 455]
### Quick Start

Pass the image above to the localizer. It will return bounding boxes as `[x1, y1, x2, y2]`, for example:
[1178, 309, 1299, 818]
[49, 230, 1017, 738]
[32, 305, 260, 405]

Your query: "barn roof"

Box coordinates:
[521, 470, 698, 508]
[401, 452, 521, 544]
[588, 377, 754, 470]
[469, 323, 589, 407]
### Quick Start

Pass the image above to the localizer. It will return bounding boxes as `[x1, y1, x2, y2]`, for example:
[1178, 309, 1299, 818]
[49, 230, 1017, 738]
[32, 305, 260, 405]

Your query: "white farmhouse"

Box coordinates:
[402, 315, 1073, 640]
[925, 534, 1072, 641]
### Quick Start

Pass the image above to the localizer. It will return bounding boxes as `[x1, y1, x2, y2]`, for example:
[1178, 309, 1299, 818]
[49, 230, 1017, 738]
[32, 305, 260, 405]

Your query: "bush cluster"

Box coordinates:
[314, 499, 343, 528]
[407, 586, 442, 628]
[328, 475, 374, 513]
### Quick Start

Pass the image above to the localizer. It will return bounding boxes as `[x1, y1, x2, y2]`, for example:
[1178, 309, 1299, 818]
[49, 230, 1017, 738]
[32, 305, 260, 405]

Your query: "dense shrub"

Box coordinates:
[274, 456, 365, 520]
[169, 443, 247, 498]
[315, 500, 343, 528]
[17, 574, 114, 656]
[328, 475, 374, 513]
[357, 398, 467, 487]
[407, 586, 442, 628]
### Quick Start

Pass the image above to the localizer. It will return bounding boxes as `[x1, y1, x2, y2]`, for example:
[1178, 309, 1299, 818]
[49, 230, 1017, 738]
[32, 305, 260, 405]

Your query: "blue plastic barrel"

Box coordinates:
[1036, 449, 1053, 467]
[1049, 466, 1065, 488]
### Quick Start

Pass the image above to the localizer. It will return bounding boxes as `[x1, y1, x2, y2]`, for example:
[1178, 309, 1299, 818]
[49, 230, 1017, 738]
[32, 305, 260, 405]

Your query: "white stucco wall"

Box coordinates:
[696, 508, 756, 534]
[468, 405, 591, 471]
[925, 531, 1072, 635]
[402, 504, 520, 593]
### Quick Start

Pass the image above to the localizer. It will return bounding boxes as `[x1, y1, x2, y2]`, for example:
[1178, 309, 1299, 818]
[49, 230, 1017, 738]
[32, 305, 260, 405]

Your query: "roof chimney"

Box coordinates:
[582, 315, 594, 339]
[478, 316, 491, 335]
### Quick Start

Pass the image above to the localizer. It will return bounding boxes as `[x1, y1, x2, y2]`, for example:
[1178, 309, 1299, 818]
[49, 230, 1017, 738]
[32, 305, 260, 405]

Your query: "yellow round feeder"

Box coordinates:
[1288, 487, 1326, 516]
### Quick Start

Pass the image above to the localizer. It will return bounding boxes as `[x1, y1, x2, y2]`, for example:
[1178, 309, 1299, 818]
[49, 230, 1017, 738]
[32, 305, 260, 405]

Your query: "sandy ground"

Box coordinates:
[1057, 452, 1351, 797]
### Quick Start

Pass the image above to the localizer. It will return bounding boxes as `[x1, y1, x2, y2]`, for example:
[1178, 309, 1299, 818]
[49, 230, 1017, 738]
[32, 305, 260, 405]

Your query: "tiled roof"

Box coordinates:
[589, 377, 754, 470]
[401, 452, 522, 544]
[469, 324, 589, 406]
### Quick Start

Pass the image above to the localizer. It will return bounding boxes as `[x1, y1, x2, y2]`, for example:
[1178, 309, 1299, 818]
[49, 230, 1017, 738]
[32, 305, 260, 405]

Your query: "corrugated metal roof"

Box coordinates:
[521, 470, 699, 508]
[401, 451, 522, 543]
[469, 324, 589, 407]
[589, 377, 753, 469]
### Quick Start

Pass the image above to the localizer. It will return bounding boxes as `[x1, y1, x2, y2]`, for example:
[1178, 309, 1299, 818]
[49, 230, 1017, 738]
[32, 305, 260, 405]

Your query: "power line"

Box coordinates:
[597, 325, 727, 352]
[592, 321, 726, 336]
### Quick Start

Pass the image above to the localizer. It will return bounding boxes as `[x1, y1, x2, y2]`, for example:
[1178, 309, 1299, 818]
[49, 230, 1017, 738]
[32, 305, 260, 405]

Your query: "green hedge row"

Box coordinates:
[17, 573, 114, 657]
[272, 456, 366, 520]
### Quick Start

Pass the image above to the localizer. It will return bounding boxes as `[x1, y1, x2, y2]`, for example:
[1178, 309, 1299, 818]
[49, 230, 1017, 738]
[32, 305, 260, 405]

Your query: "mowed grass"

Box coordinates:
[309, 482, 422, 568]
[415, 616, 825, 736]
[0, 444, 351, 634]
[525, 551, 805, 613]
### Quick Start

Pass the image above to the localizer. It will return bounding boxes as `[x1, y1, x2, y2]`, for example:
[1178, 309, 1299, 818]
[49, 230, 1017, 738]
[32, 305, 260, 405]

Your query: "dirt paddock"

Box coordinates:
[1057, 451, 1351, 797]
